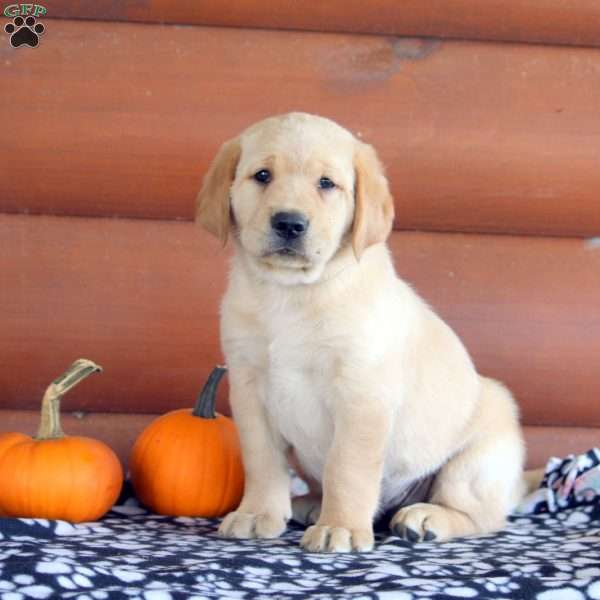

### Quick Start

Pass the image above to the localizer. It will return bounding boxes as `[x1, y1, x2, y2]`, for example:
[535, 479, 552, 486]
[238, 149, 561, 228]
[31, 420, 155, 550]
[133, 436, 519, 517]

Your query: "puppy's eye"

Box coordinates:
[253, 169, 272, 184]
[318, 177, 336, 190]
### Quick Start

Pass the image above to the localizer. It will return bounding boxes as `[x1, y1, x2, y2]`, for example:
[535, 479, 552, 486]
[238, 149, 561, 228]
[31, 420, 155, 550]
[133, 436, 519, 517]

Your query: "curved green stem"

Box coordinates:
[193, 365, 227, 419]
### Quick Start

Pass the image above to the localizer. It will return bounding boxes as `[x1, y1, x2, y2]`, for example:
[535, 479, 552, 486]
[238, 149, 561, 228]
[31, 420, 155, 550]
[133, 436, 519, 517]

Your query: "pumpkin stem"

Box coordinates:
[193, 365, 227, 419]
[36, 359, 103, 440]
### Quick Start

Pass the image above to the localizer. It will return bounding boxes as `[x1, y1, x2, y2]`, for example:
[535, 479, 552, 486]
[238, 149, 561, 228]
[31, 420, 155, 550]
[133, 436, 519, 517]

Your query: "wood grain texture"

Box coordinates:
[2, 20, 600, 235]
[524, 426, 600, 470]
[394, 233, 600, 428]
[47, 1, 600, 48]
[0, 410, 595, 470]
[0, 213, 229, 416]
[1, 213, 599, 426]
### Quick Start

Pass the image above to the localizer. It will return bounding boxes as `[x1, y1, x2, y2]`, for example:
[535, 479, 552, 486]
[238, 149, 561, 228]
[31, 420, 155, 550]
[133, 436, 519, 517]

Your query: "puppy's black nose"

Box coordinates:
[271, 211, 309, 240]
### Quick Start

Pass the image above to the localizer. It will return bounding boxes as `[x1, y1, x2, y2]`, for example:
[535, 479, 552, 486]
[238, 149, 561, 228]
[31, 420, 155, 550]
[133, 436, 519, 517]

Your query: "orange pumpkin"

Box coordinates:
[129, 366, 244, 517]
[0, 359, 123, 522]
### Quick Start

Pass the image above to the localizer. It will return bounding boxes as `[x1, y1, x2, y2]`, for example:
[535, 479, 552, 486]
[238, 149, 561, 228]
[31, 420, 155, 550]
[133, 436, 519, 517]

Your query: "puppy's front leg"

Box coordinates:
[301, 401, 391, 553]
[218, 366, 291, 539]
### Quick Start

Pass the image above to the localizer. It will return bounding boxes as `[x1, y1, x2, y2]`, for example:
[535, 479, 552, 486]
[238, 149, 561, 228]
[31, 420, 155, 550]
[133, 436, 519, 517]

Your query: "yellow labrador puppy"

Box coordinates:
[197, 112, 525, 553]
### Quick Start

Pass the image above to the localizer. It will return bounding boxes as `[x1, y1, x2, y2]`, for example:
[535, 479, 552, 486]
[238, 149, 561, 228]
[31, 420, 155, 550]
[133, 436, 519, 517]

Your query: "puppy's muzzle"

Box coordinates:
[271, 211, 309, 241]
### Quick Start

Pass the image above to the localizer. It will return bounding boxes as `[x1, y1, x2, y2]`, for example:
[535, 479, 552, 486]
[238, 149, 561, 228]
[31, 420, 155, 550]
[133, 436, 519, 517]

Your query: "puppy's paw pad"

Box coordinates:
[300, 524, 374, 553]
[404, 526, 420, 543]
[218, 510, 287, 539]
[423, 529, 437, 541]
[391, 503, 447, 543]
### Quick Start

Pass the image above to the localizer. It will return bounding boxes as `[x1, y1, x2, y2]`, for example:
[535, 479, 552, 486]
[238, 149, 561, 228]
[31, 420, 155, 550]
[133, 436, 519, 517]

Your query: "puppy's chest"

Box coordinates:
[262, 316, 339, 466]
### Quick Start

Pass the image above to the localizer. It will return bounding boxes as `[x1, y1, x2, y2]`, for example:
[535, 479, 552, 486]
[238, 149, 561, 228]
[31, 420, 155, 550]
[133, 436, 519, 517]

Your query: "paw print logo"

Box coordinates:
[4, 15, 45, 48]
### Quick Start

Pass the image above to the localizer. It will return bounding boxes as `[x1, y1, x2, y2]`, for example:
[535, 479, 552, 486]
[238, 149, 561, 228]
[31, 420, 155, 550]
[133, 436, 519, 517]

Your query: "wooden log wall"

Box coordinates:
[1, 8, 598, 468]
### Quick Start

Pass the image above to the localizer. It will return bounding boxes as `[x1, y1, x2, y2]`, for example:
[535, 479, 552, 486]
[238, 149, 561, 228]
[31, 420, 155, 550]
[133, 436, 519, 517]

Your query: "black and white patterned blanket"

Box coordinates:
[1, 450, 599, 600]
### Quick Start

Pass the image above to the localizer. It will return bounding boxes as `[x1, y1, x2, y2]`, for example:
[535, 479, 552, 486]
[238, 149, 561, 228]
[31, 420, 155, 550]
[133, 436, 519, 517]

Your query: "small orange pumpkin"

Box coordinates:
[0, 359, 123, 522]
[129, 366, 244, 517]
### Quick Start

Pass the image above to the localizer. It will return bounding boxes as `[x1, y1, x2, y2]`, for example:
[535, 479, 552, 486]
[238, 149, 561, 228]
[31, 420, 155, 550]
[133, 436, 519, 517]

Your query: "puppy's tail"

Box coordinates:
[523, 468, 545, 495]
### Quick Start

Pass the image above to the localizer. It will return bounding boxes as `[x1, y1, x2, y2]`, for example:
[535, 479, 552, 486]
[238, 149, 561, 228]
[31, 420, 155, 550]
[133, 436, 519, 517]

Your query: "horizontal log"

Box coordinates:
[3, 20, 600, 235]
[524, 426, 600, 471]
[0, 410, 595, 471]
[397, 232, 600, 428]
[1, 213, 599, 426]
[47, 1, 600, 48]
[0, 213, 228, 416]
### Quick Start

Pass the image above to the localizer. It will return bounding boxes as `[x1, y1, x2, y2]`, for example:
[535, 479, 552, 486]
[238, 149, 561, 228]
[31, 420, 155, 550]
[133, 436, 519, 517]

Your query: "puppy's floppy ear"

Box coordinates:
[196, 137, 241, 245]
[352, 141, 395, 260]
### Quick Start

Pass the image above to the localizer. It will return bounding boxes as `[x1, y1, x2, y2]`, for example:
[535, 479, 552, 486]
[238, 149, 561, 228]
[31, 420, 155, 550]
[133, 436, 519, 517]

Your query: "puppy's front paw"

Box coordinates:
[218, 510, 287, 539]
[300, 524, 374, 553]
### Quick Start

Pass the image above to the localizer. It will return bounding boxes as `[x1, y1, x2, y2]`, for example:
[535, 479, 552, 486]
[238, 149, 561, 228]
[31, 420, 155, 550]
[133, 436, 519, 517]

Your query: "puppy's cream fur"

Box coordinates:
[197, 113, 525, 552]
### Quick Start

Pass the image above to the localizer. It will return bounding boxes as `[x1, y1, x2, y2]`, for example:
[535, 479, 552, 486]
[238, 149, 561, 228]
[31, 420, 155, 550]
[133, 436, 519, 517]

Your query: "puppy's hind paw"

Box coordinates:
[391, 502, 478, 543]
[291, 494, 321, 526]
